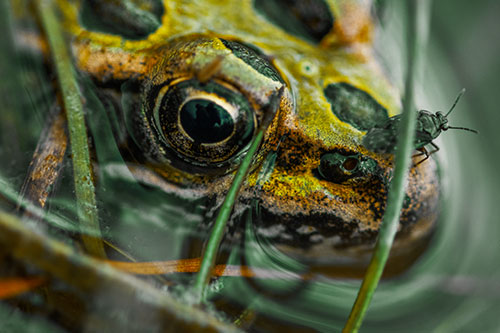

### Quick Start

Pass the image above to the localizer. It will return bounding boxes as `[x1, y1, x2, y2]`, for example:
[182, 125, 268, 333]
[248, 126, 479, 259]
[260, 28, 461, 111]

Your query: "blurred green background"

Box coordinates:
[429, 0, 500, 329]
[433, 0, 500, 171]
[367, 0, 500, 330]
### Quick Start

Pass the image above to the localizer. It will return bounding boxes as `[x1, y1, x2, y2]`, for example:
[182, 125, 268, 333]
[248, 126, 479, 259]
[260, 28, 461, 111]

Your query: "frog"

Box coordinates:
[13, 0, 440, 276]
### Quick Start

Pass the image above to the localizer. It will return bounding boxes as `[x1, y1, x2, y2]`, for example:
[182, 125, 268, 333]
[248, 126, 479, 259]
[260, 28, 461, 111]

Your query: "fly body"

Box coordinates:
[363, 89, 477, 163]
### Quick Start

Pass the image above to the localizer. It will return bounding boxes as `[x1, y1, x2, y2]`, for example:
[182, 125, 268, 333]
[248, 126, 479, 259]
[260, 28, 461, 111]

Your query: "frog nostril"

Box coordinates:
[318, 153, 351, 183]
[317, 151, 378, 184]
[342, 157, 359, 172]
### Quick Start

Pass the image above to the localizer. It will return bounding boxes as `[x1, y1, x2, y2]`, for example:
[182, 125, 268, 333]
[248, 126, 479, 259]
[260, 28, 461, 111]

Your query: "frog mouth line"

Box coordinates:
[253, 204, 376, 249]
[251, 195, 439, 251]
[243, 198, 438, 278]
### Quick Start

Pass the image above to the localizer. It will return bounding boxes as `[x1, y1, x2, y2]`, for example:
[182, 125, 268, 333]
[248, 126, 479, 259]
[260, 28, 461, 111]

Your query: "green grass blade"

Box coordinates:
[35, 0, 105, 258]
[193, 88, 283, 302]
[343, 0, 432, 331]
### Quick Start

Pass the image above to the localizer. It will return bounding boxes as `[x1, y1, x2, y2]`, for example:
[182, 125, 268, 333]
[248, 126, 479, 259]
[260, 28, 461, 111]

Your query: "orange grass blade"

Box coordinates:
[0, 277, 46, 299]
[106, 258, 202, 275]
[106, 259, 304, 280]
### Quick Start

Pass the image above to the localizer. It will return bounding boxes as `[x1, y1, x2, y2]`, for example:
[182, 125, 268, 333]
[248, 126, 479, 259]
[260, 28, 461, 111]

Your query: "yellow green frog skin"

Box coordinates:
[19, 0, 440, 272]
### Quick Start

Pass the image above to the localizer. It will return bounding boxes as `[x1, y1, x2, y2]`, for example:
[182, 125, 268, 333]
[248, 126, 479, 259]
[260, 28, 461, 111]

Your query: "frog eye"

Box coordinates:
[152, 79, 255, 167]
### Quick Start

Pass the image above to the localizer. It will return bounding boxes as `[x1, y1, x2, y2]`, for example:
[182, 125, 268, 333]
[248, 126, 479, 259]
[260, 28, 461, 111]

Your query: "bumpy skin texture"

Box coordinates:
[44, 0, 439, 265]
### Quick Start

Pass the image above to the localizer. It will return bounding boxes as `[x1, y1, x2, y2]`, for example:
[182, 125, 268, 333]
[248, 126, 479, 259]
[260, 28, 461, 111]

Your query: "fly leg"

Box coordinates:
[414, 142, 440, 166]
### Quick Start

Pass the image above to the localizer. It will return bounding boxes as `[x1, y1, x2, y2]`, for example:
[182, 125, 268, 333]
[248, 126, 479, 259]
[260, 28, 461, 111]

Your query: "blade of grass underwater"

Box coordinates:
[18, 109, 67, 211]
[0, 175, 79, 232]
[343, 0, 432, 331]
[0, 277, 46, 299]
[0, 209, 241, 332]
[35, 0, 105, 258]
[107, 258, 305, 280]
[193, 87, 284, 302]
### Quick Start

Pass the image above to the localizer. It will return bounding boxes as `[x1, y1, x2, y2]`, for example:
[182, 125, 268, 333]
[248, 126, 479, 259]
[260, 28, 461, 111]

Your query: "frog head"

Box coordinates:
[66, 0, 440, 273]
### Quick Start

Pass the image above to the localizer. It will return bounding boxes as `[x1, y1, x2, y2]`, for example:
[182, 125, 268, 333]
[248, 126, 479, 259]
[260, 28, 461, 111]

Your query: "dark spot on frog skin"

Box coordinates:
[324, 82, 389, 131]
[79, 0, 164, 39]
[253, 0, 334, 44]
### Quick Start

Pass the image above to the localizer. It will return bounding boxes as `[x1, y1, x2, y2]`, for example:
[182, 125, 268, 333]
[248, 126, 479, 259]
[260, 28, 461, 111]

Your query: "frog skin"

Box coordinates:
[17, 0, 440, 271]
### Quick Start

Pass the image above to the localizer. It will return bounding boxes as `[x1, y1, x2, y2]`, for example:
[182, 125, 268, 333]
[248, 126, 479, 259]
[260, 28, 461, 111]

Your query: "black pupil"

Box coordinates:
[179, 99, 234, 143]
